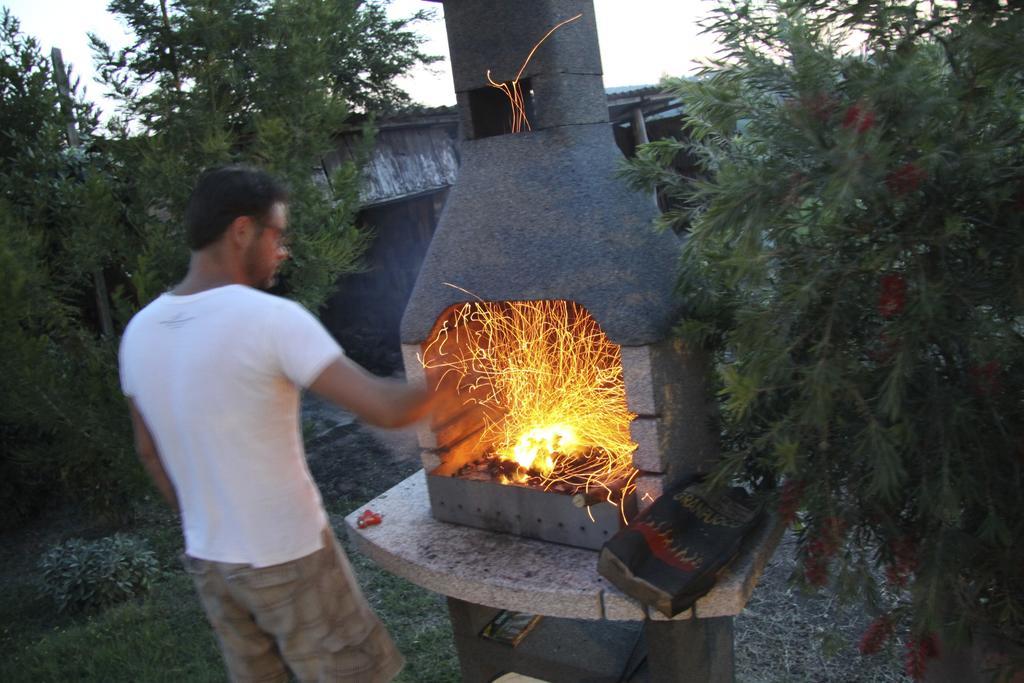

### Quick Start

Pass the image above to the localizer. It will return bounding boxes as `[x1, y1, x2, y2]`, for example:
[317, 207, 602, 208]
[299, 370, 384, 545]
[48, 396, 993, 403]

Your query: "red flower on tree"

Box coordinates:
[804, 92, 835, 122]
[842, 104, 876, 133]
[869, 330, 901, 364]
[878, 274, 907, 318]
[969, 360, 1002, 397]
[859, 615, 895, 655]
[785, 93, 836, 124]
[802, 516, 847, 587]
[783, 172, 808, 207]
[1012, 184, 1024, 212]
[904, 633, 941, 680]
[778, 480, 805, 524]
[885, 536, 919, 588]
[803, 551, 829, 587]
[886, 162, 926, 195]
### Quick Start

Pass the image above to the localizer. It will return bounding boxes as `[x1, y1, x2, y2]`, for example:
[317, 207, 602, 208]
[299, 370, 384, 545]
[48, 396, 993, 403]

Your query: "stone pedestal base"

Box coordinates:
[345, 472, 783, 682]
[644, 616, 734, 683]
[445, 597, 736, 683]
[447, 597, 645, 682]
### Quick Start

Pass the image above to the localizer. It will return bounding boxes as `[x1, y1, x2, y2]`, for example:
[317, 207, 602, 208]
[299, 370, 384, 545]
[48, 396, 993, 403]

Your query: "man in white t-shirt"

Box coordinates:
[119, 166, 431, 682]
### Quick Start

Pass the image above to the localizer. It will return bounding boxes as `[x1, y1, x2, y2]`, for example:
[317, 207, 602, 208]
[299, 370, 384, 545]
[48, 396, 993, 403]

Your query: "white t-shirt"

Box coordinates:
[119, 284, 343, 566]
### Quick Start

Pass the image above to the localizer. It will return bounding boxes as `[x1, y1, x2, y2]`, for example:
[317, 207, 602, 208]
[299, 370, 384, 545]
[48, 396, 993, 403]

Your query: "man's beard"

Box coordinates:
[243, 244, 278, 290]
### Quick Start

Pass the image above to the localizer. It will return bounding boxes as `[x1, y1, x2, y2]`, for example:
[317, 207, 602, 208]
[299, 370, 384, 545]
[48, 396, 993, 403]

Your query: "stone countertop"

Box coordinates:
[345, 470, 785, 621]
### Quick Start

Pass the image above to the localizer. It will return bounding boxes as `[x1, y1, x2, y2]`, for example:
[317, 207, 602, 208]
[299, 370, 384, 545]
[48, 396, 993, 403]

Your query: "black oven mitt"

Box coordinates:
[597, 478, 763, 618]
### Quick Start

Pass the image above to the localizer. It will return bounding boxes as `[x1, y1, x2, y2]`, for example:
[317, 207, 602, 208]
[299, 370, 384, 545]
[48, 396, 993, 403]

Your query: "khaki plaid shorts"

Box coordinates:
[182, 527, 404, 683]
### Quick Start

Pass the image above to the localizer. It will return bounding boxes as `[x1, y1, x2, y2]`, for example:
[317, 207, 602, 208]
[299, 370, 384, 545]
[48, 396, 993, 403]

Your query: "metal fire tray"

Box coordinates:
[426, 473, 634, 551]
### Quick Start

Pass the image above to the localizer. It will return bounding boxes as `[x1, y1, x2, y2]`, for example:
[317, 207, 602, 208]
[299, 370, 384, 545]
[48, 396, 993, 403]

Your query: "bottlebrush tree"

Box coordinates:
[624, 1, 1024, 678]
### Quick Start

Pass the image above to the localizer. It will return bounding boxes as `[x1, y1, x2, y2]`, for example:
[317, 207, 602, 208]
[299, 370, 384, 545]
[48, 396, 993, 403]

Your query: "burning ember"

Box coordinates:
[422, 296, 638, 509]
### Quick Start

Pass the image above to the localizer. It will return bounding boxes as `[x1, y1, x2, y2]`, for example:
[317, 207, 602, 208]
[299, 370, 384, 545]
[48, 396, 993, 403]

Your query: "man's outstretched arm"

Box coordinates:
[128, 400, 179, 512]
[309, 355, 434, 429]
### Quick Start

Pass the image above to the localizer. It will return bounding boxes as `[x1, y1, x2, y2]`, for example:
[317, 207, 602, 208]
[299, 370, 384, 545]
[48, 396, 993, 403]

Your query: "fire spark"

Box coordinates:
[422, 298, 638, 508]
[486, 13, 583, 134]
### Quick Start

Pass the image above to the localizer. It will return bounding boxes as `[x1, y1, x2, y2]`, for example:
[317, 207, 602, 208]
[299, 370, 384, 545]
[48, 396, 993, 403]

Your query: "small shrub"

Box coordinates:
[38, 534, 160, 613]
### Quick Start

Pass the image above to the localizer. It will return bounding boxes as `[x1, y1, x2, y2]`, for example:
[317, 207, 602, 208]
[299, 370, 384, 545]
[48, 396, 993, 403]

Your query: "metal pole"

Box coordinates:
[50, 47, 115, 339]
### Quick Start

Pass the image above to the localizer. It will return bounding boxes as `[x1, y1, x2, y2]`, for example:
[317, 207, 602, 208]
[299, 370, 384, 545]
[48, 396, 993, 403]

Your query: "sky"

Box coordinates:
[3, 0, 723, 117]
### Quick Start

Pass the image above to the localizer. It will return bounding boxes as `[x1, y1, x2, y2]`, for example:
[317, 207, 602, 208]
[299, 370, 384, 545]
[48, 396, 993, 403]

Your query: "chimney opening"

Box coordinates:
[469, 79, 536, 139]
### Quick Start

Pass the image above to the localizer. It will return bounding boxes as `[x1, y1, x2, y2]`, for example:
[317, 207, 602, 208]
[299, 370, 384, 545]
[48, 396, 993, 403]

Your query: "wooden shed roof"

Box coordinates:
[326, 87, 679, 208]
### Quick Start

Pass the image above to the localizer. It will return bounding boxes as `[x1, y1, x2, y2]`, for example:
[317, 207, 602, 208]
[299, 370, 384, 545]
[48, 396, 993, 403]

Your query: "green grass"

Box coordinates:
[1, 568, 223, 682]
[2, 415, 915, 682]
[1, 405, 460, 681]
[346, 536, 459, 683]
[1, 514, 459, 682]
[1, 409, 457, 681]
[0, 504, 222, 682]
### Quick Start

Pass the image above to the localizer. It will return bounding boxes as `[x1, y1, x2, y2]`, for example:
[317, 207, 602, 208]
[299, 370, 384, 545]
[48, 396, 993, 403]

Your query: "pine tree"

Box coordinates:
[0, 1, 436, 524]
[1, 10, 142, 525]
[90, 0, 438, 309]
[624, 0, 1024, 672]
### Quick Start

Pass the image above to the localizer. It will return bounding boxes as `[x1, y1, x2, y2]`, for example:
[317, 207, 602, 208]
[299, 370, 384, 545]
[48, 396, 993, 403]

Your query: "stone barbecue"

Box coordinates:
[400, 0, 719, 550]
[351, 3, 784, 681]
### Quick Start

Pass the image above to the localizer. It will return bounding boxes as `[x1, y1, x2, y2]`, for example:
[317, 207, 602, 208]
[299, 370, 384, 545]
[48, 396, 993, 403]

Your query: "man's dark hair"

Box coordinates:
[184, 166, 290, 250]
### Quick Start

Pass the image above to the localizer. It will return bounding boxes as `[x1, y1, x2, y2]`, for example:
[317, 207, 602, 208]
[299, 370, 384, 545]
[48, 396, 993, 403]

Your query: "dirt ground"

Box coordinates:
[301, 395, 910, 683]
[0, 394, 910, 682]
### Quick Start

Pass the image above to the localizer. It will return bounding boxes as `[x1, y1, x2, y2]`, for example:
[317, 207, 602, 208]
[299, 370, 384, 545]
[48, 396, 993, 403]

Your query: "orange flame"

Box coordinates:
[486, 13, 583, 133]
[422, 298, 637, 504]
